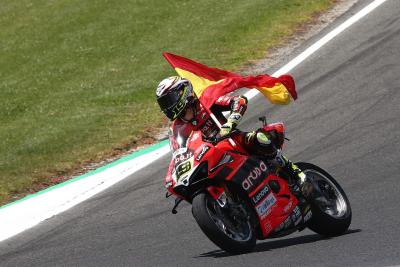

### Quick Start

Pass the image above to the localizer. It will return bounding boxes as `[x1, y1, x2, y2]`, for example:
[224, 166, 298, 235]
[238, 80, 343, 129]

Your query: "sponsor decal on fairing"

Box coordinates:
[283, 201, 293, 213]
[291, 206, 302, 226]
[172, 148, 187, 158]
[251, 184, 270, 205]
[284, 216, 292, 228]
[199, 118, 216, 137]
[195, 145, 210, 161]
[275, 215, 293, 233]
[304, 210, 312, 222]
[242, 161, 268, 192]
[191, 132, 201, 142]
[255, 193, 277, 218]
[174, 151, 193, 164]
[264, 221, 273, 233]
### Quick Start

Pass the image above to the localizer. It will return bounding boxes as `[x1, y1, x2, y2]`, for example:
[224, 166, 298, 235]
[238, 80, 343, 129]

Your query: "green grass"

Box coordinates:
[0, 0, 335, 204]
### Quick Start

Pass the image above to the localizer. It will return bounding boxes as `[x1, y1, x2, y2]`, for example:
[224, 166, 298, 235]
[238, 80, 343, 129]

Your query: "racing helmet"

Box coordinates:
[156, 76, 194, 120]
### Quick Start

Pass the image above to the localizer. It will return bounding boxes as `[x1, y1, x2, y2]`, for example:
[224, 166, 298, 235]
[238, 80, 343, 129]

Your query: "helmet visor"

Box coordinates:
[157, 89, 182, 111]
[158, 85, 190, 120]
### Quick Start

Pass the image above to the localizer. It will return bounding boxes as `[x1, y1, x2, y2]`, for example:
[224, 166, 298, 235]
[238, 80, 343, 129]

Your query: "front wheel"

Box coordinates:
[296, 162, 352, 237]
[192, 192, 256, 254]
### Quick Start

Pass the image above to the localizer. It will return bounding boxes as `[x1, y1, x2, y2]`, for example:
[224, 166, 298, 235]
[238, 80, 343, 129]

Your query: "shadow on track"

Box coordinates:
[196, 229, 361, 258]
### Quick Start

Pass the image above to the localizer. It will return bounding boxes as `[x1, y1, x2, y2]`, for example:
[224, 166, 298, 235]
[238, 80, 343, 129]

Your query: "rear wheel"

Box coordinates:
[192, 192, 256, 254]
[296, 162, 352, 236]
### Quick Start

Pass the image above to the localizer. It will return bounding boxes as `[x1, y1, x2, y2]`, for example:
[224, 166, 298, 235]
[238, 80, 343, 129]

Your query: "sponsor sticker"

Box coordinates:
[195, 145, 210, 162]
[172, 148, 187, 158]
[251, 184, 270, 205]
[276, 216, 292, 233]
[242, 161, 268, 192]
[191, 132, 201, 142]
[174, 151, 193, 164]
[283, 201, 293, 213]
[255, 193, 277, 218]
[304, 210, 312, 222]
[284, 217, 292, 228]
[264, 221, 273, 233]
[199, 119, 215, 135]
[230, 114, 242, 121]
[291, 206, 302, 226]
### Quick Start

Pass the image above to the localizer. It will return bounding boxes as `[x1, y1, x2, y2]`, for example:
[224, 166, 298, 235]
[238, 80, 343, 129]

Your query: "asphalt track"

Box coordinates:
[1, 0, 400, 266]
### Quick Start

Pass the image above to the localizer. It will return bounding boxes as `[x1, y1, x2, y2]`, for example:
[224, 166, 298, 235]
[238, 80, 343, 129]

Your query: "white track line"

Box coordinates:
[245, 0, 388, 100]
[0, 145, 170, 242]
[0, 0, 388, 242]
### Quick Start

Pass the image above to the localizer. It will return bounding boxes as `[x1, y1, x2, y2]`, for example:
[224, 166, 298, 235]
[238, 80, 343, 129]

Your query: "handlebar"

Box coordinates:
[208, 129, 239, 145]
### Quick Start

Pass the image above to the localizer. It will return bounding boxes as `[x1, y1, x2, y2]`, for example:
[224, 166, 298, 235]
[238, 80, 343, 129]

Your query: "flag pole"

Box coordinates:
[208, 111, 236, 147]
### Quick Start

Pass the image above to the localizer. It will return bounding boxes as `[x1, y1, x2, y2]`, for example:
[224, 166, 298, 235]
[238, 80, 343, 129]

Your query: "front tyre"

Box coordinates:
[192, 192, 256, 254]
[296, 162, 352, 237]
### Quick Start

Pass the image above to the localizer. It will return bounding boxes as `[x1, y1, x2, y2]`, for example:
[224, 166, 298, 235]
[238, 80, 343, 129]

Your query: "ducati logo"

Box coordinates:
[242, 161, 267, 191]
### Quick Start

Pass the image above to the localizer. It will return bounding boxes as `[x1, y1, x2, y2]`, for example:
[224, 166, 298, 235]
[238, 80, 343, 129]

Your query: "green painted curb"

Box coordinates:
[0, 140, 169, 210]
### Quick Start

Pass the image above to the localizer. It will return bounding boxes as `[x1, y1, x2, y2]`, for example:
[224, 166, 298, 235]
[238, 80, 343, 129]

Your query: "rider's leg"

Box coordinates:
[243, 130, 312, 198]
[270, 149, 313, 198]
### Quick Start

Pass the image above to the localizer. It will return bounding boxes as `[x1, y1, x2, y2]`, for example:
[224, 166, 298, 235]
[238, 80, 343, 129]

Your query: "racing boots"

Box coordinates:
[270, 149, 315, 220]
[272, 150, 313, 198]
[247, 131, 313, 199]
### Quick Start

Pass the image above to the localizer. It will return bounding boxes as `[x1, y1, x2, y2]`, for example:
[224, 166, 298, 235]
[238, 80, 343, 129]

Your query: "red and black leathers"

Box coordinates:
[169, 95, 276, 157]
[170, 95, 245, 139]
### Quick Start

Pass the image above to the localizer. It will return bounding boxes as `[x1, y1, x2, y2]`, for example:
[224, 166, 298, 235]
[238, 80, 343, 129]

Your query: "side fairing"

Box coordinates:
[230, 158, 299, 238]
[229, 157, 269, 193]
[251, 175, 299, 238]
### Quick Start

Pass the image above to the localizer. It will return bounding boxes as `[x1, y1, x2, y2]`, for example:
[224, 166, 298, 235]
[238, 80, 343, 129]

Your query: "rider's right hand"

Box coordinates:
[219, 112, 242, 137]
[219, 121, 235, 137]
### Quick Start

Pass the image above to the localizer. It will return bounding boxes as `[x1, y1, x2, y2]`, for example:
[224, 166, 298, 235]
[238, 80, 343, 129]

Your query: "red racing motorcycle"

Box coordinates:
[164, 117, 351, 254]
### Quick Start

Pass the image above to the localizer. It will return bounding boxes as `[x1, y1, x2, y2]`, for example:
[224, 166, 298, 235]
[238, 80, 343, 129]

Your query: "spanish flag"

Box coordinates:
[163, 52, 296, 109]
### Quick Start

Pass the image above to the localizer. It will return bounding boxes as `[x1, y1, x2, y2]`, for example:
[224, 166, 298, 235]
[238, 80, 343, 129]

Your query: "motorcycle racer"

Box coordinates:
[156, 76, 309, 197]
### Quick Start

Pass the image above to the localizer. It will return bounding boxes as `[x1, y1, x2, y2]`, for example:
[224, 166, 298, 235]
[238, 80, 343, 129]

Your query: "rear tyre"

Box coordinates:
[192, 192, 256, 254]
[296, 162, 352, 237]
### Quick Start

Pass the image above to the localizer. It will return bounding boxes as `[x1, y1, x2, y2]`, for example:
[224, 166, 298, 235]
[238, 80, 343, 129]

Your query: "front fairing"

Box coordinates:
[164, 124, 209, 196]
[164, 123, 245, 199]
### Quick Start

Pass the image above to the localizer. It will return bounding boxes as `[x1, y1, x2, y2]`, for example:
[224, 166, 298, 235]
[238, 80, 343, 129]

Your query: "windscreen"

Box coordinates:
[168, 123, 198, 185]
[168, 123, 192, 154]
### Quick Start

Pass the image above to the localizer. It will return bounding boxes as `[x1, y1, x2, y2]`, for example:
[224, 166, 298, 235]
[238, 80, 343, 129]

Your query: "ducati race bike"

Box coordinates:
[164, 117, 352, 254]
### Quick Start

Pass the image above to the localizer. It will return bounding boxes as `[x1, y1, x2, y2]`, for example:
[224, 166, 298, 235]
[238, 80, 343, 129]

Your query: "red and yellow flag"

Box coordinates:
[163, 52, 297, 109]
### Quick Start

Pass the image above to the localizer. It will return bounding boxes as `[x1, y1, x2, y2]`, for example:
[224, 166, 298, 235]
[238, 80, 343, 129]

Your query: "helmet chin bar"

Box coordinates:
[179, 105, 197, 125]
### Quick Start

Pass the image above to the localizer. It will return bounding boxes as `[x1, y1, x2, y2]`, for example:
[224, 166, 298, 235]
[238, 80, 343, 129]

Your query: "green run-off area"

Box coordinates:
[0, 0, 334, 204]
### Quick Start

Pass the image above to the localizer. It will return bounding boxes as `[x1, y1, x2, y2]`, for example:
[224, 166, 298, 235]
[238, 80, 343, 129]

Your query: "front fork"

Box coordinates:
[207, 183, 241, 207]
[208, 184, 258, 232]
[207, 185, 225, 202]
